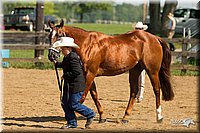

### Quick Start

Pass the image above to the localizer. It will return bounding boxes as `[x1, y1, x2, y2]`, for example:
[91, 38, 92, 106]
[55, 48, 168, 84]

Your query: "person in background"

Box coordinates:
[167, 12, 176, 51]
[133, 22, 148, 103]
[52, 37, 96, 129]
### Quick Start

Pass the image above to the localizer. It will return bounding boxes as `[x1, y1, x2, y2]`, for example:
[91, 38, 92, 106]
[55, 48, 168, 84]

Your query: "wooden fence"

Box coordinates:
[1, 32, 199, 71]
[163, 37, 199, 71]
[2, 32, 50, 63]
[2, 31, 49, 44]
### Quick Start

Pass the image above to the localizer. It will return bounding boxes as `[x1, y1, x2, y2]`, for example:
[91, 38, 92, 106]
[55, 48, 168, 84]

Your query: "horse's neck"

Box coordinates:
[64, 26, 90, 61]
[64, 26, 89, 47]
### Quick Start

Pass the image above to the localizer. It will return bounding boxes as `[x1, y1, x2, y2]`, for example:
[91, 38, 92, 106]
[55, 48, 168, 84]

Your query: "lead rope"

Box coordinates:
[55, 65, 64, 104]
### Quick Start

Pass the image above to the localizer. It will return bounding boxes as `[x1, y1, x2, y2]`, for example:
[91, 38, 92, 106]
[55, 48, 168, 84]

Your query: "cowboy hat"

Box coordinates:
[53, 37, 80, 49]
[135, 21, 148, 30]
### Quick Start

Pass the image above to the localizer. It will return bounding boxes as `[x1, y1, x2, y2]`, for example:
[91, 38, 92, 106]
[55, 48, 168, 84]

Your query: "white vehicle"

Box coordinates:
[174, 8, 200, 37]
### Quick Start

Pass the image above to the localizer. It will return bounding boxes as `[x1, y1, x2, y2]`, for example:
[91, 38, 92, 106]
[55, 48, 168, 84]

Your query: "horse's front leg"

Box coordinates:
[80, 71, 106, 122]
[80, 70, 96, 103]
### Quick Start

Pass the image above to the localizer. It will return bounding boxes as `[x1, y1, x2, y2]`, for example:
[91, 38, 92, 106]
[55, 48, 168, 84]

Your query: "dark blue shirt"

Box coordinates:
[56, 51, 86, 93]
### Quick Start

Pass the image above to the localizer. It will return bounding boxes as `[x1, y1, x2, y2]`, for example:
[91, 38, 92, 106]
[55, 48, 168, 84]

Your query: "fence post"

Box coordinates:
[35, 0, 44, 59]
[181, 28, 191, 73]
[183, 27, 186, 38]
[187, 28, 192, 50]
[182, 38, 187, 62]
[35, 0, 44, 67]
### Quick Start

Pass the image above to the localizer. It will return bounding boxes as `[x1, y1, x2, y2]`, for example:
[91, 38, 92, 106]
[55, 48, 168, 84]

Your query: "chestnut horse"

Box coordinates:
[48, 20, 174, 123]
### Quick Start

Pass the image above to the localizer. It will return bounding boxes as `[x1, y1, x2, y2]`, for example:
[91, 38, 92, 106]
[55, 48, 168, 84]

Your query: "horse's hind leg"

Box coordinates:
[90, 81, 106, 123]
[147, 72, 163, 122]
[122, 64, 142, 124]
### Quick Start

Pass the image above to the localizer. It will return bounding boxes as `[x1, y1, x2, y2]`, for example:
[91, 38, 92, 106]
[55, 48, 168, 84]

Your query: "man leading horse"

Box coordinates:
[48, 19, 174, 124]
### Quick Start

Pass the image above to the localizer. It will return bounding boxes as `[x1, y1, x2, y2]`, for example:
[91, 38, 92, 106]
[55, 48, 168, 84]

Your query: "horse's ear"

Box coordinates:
[48, 19, 54, 29]
[60, 19, 64, 28]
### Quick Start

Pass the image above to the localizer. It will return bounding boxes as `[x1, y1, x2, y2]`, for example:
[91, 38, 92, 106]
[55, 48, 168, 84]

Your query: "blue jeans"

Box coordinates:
[61, 91, 95, 127]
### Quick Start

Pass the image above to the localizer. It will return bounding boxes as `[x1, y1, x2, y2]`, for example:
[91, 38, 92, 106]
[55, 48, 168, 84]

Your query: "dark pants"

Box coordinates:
[61, 83, 95, 127]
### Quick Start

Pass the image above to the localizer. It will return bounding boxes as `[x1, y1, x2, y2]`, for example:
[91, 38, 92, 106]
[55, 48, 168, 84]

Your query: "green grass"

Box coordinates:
[171, 70, 200, 76]
[10, 50, 34, 58]
[8, 49, 53, 69]
[173, 42, 182, 49]
[66, 23, 133, 35]
[10, 49, 50, 58]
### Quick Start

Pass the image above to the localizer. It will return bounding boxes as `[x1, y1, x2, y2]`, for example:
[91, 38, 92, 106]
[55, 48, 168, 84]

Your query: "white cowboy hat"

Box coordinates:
[53, 37, 80, 49]
[135, 21, 148, 30]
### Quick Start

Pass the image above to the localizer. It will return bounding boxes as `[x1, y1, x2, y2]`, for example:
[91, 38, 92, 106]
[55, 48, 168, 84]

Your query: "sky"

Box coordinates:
[113, 0, 199, 9]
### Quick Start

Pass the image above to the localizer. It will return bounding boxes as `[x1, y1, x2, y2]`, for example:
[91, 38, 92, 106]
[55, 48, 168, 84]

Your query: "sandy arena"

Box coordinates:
[2, 68, 199, 132]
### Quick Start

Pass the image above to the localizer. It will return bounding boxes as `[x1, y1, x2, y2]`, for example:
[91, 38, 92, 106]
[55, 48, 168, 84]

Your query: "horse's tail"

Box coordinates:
[158, 37, 174, 101]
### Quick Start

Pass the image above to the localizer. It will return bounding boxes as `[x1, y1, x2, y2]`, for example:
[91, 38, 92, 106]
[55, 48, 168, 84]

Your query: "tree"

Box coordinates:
[44, 2, 55, 15]
[75, 2, 113, 23]
[115, 3, 143, 22]
[149, 0, 177, 36]
[3, 2, 35, 14]
[3, 1, 55, 16]
[149, 0, 160, 34]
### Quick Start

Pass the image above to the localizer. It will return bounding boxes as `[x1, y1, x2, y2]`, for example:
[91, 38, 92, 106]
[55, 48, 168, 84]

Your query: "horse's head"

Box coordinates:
[48, 19, 66, 62]
[48, 19, 66, 46]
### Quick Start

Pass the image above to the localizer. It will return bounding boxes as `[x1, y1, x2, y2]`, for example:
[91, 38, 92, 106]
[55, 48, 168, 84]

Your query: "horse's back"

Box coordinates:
[74, 27, 164, 76]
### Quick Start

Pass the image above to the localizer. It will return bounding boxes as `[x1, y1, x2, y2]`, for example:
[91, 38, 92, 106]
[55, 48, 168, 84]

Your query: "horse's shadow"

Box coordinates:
[2, 115, 88, 129]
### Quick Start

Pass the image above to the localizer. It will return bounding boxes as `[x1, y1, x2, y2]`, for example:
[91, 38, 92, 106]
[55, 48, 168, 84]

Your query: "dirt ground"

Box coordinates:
[2, 68, 199, 132]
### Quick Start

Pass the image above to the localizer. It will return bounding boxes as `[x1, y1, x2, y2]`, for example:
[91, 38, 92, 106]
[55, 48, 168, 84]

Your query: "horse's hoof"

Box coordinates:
[99, 119, 106, 123]
[157, 117, 163, 123]
[122, 120, 129, 124]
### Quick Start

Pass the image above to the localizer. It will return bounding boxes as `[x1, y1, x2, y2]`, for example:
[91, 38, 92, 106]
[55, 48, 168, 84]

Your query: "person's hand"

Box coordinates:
[53, 60, 57, 64]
